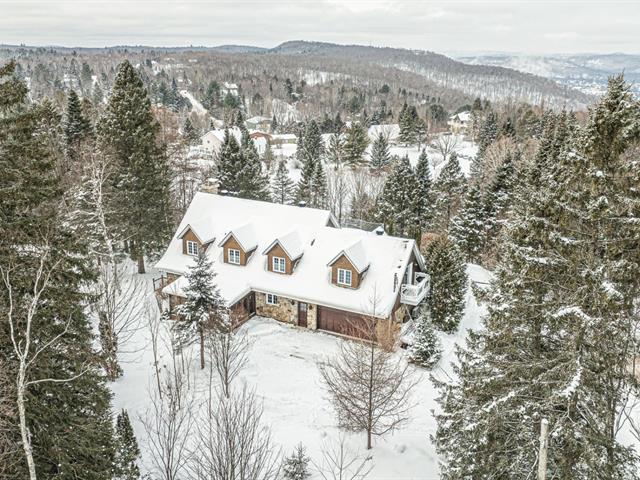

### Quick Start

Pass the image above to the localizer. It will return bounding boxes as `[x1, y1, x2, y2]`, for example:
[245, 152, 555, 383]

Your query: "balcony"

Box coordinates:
[400, 272, 430, 306]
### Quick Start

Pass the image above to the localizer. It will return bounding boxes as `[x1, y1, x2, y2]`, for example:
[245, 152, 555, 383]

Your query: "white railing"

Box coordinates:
[400, 273, 430, 306]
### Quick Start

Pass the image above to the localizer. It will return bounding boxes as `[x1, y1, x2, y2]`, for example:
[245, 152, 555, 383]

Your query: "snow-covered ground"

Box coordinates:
[110, 263, 491, 479]
[179, 89, 208, 116]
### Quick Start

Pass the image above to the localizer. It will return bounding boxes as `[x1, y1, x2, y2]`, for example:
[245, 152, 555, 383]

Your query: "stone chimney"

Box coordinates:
[200, 177, 219, 194]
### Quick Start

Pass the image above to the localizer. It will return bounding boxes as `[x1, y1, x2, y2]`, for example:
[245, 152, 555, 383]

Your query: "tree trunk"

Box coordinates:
[137, 255, 145, 274]
[17, 370, 37, 480]
[200, 327, 205, 370]
[367, 429, 372, 450]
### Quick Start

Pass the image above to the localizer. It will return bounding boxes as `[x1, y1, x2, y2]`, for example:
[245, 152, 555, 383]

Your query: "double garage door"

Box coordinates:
[316, 305, 374, 340]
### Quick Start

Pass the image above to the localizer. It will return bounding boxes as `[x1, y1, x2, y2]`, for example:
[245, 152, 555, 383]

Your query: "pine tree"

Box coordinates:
[238, 129, 270, 200]
[271, 114, 279, 133]
[450, 183, 486, 263]
[434, 152, 466, 232]
[377, 155, 419, 238]
[64, 89, 92, 162]
[409, 304, 442, 368]
[369, 132, 391, 170]
[424, 237, 467, 333]
[482, 150, 516, 254]
[113, 410, 140, 480]
[298, 120, 323, 167]
[282, 443, 311, 480]
[97, 60, 173, 273]
[217, 128, 244, 194]
[435, 77, 640, 479]
[0, 61, 115, 479]
[175, 251, 226, 369]
[271, 160, 294, 204]
[326, 133, 344, 168]
[311, 159, 328, 208]
[342, 122, 369, 166]
[414, 149, 434, 233]
[182, 117, 199, 145]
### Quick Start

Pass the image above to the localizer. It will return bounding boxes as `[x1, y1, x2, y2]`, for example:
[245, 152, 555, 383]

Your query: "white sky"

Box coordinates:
[1, 0, 638, 54]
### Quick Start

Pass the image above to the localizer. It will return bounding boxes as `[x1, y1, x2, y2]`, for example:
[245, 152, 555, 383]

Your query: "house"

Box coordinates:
[367, 124, 400, 144]
[221, 82, 239, 97]
[246, 116, 273, 132]
[249, 130, 272, 143]
[270, 133, 297, 147]
[448, 111, 471, 134]
[155, 193, 429, 339]
[201, 127, 243, 156]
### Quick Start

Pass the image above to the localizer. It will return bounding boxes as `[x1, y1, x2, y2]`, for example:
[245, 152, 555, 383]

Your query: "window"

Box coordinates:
[337, 268, 352, 286]
[272, 256, 286, 273]
[186, 240, 199, 256]
[266, 293, 278, 305]
[228, 249, 241, 265]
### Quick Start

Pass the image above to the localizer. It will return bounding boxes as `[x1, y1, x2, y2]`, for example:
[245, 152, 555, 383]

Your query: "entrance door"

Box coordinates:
[298, 302, 308, 328]
[244, 292, 256, 317]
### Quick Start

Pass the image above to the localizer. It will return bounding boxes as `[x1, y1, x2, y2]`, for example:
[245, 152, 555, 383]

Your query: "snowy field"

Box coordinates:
[110, 263, 492, 479]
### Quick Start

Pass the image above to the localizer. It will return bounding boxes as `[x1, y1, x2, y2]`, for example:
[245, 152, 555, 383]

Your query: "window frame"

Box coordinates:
[186, 240, 199, 256]
[227, 248, 241, 265]
[266, 293, 278, 305]
[272, 256, 286, 273]
[337, 268, 352, 286]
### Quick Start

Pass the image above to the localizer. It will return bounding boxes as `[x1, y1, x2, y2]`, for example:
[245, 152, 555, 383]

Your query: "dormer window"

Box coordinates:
[337, 268, 352, 286]
[186, 240, 199, 256]
[228, 249, 241, 265]
[272, 257, 286, 274]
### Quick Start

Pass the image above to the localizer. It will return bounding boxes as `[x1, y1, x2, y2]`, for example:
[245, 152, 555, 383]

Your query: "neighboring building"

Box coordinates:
[201, 127, 243, 156]
[448, 111, 471, 134]
[270, 133, 297, 147]
[367, 124, 400, 144]
[249, 130, 272, 142]
[155, 193, 429, 339]
[221, 82, 239, 97]
[246, 116, 273, 132]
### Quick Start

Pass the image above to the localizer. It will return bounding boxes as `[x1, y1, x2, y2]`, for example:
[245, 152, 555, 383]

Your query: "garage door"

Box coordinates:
[316, 306, 374, 340]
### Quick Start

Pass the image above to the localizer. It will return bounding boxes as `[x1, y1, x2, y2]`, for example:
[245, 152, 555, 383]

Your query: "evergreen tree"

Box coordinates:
[97, 60, 173, 273]
[238, 129, 270, 200]
[64, 89, 92, 162]
[326, 133, 344, 168]
[182, 117, 199, 145]
[311, 159, 328, 208]
[298, 120, 324, 167]
[113, 410, 140, 480]
[482, 150, 516, 254]
[369, 132, 391, 170]
[450, 182, 486, 263]
[282, 443, 311, 480]
[0, 60, 115, 479]
[409, 305, 442, 368]
[435, 77, 640, 479]
[342, 122, 369, 166]
[175, 251, 226, 369]
[271, 114, 278, 133]
[377, 155, 419, 238]
[433, 152, 466, 232]
[217, 128, 243, 194]
[414, 149, 434, 233]
[271, 160, 294, 204]
[424, 237, 467, 333]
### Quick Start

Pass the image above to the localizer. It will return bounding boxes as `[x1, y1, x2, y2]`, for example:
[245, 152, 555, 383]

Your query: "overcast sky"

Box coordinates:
[1, 0, 638, 55]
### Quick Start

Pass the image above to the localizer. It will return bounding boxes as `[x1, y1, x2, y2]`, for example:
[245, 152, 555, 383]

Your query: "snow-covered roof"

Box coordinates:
[449, 111, 471, 123]
[157, 192, 423, 318]
[218, 223, 258, 252]
[328, 240, 369, 273]
[202, 127, 243, 145]
[271, 134, 297, 140]
[262, 230, 304, 260]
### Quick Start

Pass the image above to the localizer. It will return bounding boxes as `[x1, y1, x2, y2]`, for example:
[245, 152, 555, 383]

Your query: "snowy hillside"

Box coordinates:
[110, 263, 492, 479]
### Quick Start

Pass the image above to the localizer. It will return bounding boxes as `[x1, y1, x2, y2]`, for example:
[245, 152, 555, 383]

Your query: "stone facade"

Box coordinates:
[255, 292, 317, 330]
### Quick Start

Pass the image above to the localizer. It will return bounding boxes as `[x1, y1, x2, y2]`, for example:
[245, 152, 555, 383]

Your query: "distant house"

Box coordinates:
[246, 116, 273, 132]
[201, 127, 243, 156]
[448, 111, 471, 134]
[367, 124, 400, 144]
[221, 82, 239, 97]
[155, 193, 429, 339]
[270, 134, 297, 147]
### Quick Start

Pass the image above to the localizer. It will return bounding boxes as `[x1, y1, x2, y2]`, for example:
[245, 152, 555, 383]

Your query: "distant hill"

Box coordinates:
[455, 52, 640, 96]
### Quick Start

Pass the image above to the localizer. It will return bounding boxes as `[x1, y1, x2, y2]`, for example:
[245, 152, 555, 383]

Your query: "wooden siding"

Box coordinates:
[221, 235, 250, 266]
[181, 228, 202, 255]
[330, 254, 361, 289]
[265, 243, 294, 274]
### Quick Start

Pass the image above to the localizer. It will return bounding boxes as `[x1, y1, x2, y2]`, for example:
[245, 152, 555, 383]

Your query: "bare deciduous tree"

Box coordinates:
[0, 359, 18, 479]
[319, 294, 418, 449]
[188, 385, 281, 480]
[326, 168, 349, 224]
[313, 436, 372, 480]
[141, 365, 194, 480]
[207, 313, 250, 398]
[432, 133, 460, 166]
